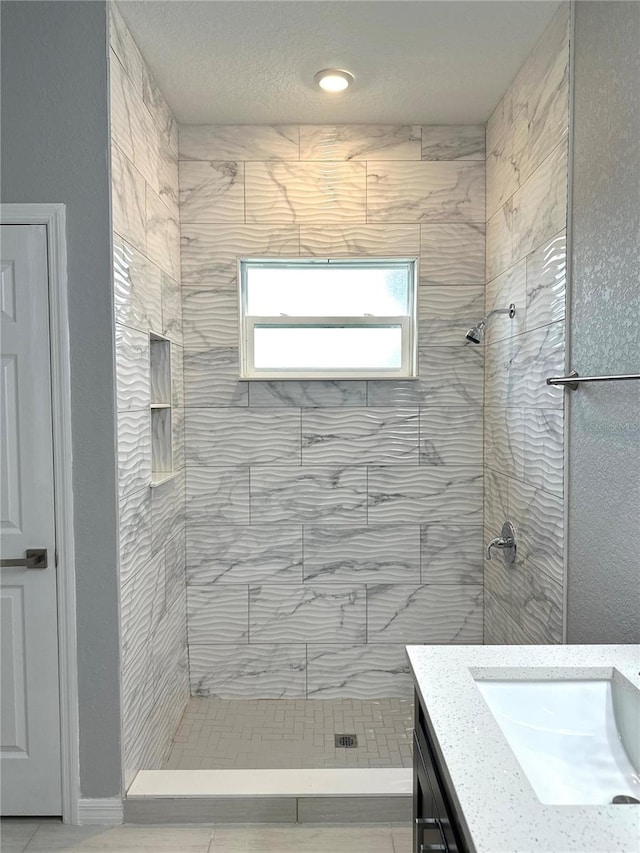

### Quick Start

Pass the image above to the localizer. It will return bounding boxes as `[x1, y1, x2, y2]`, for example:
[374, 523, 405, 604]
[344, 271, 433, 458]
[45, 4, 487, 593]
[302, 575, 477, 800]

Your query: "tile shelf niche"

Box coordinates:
[149, 332, 176, 488]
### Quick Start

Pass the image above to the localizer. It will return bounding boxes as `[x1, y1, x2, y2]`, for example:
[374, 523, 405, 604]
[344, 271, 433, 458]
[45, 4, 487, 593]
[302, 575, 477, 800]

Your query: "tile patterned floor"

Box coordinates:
[0, 820, 412, 853]
[163, 698, 414, 770]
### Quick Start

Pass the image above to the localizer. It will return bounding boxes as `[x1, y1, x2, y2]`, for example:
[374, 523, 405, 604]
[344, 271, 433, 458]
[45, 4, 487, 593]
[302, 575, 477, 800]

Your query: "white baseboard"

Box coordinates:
[76, 797, 124, 825]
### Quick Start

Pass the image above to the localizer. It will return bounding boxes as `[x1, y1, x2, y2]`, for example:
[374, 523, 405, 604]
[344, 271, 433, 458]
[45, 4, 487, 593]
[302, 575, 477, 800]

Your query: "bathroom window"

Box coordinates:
[238, 257, 418, 379]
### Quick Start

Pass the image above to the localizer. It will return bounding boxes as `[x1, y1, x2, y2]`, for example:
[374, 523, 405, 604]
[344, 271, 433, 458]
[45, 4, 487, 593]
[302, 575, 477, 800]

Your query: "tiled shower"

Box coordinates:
[109, 2, 569, 787]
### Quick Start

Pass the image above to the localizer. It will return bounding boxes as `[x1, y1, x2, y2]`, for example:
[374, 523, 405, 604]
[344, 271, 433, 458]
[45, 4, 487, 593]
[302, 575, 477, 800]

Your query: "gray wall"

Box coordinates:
[566, 1, 640, 643]
[1, 2, 122, 797]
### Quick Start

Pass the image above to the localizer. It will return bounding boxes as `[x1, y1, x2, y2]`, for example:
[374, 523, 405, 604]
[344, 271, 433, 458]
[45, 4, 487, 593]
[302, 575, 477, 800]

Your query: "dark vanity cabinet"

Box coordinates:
[413, 691, 469, 853]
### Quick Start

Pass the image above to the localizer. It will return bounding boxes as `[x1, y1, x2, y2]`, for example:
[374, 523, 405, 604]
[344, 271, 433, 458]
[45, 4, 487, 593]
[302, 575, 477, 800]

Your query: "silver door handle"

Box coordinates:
[0, 549, 48, 569]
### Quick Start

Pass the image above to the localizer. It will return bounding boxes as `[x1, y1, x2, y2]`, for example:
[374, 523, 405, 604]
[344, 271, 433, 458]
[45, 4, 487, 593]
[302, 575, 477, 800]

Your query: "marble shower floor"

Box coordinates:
[162, 698, 414, 770]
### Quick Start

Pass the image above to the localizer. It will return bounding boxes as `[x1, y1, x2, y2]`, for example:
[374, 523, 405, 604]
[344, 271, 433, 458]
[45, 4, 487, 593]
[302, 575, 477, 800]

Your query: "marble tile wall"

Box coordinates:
[483, 2, 569, 644]
[110, 4, 188, 787]
[179, 123, 486, 698]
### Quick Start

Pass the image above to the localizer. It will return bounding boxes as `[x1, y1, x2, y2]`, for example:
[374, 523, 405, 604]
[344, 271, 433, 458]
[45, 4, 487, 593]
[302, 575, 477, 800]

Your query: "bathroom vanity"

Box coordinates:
[407, 645, 640, 853]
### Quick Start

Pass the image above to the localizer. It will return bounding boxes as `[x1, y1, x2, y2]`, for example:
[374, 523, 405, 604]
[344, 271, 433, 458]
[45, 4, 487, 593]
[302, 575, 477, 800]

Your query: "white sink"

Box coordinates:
[475, 672, 640, 805]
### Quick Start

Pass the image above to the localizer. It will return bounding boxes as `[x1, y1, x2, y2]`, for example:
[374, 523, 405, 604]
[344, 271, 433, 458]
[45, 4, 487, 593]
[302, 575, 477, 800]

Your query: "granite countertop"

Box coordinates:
[406, 644, 640, 853]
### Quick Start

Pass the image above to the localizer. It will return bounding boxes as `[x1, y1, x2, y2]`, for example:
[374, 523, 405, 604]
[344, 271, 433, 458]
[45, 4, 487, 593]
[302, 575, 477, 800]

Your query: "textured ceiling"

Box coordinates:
[117, 0, 561, 125]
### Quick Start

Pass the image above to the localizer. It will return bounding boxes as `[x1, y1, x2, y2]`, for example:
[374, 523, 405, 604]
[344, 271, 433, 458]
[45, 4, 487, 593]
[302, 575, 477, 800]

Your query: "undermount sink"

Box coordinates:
[475, 672, 640, 805]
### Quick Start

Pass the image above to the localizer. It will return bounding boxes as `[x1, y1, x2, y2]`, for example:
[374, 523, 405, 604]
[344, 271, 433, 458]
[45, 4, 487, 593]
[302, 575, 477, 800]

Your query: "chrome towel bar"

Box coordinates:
[546, 370, 640, 390]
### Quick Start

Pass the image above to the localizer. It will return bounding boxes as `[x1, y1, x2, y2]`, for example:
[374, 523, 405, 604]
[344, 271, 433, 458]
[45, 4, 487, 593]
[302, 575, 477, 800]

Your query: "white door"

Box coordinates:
[0, 224, 62, 814]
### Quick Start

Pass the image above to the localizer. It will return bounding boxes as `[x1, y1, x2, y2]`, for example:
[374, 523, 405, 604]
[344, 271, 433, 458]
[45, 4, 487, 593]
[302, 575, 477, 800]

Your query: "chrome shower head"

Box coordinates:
[465, 303, 516, 344]
[465, 321, 486, 344]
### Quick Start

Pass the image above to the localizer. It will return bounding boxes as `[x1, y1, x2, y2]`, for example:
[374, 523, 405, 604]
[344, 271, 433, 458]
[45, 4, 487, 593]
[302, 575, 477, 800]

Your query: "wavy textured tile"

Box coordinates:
[420, 223, 485, 285]
[165, 527, 186, 606]
[484, 553, 562, 645]
[486, 91, 513, 159]
[486, 200, 514, 281]
[249, 584, 366, 643]
[509, 479, 564, 585]
[367, 465, 482, 524]
[306, 644, 412, 698]
[511, 141, 568, 264]
[421, 125, 485, 160]
[523, 408, 563, 496]
[109, 3, 144, 91]
[484, 406, 525, 480]
[302, 408, 418, 465]
[250, 465, 367, 524]
[485, 260, 527, 345]
[245, 161, 366, 223]
[419, 407, 483, 467]
[151, 468, 185, 553]
[179, 125, 299, 161]
[189, 644, 306, 698]
[113, 235, 163, 333]
[179, 160, 244, 222]
[111, 142, 146, 253]
[507, 322, 565, 409]
[299, 224, 419, 258]
[185, 408, 301, 465]
[367, 161, 485, 223]
[249, 380, 366, 408]
[121, 643, 154, 782]
[187, 586, 249, 644]
[146, 186, 180, 279]
[420, 523, 483, 584]
[162, 273, 183, 345]
[484, 590, 536, 645]
[180, 224, 299, 288]
[151, 407, 172, 473]
[172, 406, 185, 471]
[418, 285, 484, 345]
[115, 324, 150, 412]
[120, 552, 165, 662]
[366, 584, 483, 643]
[149, 337, 171, 404]
[142, 63, 178, 154]
[483, 468, 510, 544]
[303, 525, 420, 584]
[525, 230, 566, 332]
[300, 125, 421, 161]
[170, 344, 184, 409]
[511, 3, 570, 183]
[182, 288, 238, 349]
[516, 565, 563, 644]
[118, 409, 151, 498]
[118, 484, 152, 589]
[186, 466, 250, 524]
[368, 345, 483, 407]
[186, 525, 302, 584]
[152, 598, 188, 705]
[184, 348, 248, 407]
[486, 109, 529, 219]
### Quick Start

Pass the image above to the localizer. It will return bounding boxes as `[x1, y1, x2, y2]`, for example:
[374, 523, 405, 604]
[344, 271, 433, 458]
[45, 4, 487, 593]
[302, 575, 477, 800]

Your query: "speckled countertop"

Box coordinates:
[406, 644, 640, 853]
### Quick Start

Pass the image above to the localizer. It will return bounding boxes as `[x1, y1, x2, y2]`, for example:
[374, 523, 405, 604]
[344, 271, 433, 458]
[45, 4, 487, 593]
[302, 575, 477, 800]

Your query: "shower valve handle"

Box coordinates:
[486, 521, 517, 564]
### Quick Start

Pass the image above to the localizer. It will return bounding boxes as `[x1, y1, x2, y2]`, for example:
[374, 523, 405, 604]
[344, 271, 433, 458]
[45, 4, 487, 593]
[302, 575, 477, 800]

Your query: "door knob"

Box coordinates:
[0, 549, 48, 569]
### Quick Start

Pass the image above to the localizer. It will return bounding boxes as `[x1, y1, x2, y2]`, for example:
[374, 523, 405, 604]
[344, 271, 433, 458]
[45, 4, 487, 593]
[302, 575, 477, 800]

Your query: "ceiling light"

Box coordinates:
[314, 68, 354, 93]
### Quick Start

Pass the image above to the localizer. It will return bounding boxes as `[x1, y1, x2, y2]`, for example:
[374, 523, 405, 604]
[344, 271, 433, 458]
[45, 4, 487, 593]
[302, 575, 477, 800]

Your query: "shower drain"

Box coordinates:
[335, 734, 358, 748]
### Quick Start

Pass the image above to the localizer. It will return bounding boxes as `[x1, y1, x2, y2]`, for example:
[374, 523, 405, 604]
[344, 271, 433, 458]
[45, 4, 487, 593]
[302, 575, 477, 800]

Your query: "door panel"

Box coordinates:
[0, 224, 61, 814]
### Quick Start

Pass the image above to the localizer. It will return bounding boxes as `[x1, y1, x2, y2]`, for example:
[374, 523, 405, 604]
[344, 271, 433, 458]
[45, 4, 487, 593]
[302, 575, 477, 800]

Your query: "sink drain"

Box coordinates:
[335, 734, 358, 748]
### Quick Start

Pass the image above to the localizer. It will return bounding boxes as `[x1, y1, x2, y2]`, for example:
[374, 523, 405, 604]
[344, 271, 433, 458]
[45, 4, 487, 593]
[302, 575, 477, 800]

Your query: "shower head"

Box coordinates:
[465, 303, 516, 344]
[466, 320, 486, 344]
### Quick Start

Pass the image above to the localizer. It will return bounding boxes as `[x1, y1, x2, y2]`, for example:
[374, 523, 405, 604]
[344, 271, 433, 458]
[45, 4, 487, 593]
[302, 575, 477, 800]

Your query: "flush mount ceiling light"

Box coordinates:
[314, 68, 355, 92]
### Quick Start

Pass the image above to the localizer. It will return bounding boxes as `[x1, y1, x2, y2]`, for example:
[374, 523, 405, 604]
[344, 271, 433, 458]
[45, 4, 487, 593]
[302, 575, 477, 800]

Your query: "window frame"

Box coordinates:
[237, 256, 418, 380]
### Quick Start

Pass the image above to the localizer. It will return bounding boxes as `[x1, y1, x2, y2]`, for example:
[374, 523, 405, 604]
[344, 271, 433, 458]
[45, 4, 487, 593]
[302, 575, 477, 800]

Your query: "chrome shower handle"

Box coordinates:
[486, 522, 517, 564]
[486, 536, 513, 560]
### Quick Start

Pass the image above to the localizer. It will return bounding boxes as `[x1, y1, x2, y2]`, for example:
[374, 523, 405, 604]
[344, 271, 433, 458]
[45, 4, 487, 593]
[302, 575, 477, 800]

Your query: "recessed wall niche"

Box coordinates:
[150, 332, 174, 486]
